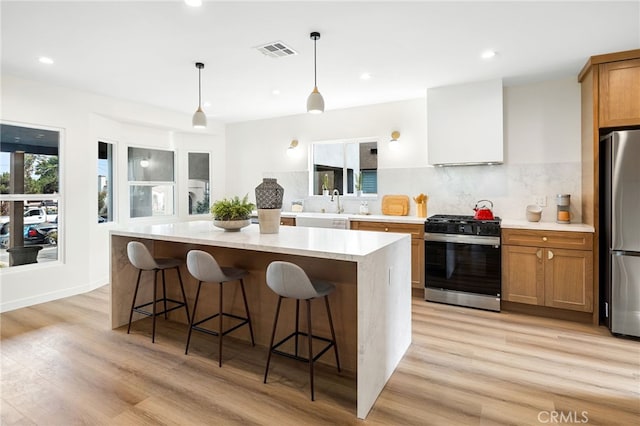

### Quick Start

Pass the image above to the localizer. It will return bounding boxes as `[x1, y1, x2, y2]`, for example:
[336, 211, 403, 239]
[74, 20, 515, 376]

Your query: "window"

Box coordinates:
[188, 152, 210, 215]
[128, 147, 174, 218]
[0, 122, 60, 267]
[311, 140, 378, 195]
[98, 141, 113, 223]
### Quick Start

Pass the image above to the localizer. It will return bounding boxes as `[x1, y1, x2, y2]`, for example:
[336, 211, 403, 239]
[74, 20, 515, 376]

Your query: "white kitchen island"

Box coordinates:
[110, 221, 412, 419]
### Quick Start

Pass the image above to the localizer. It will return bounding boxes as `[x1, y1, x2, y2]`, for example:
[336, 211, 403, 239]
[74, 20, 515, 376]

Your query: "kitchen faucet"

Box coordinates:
[331, 189, 344, 213]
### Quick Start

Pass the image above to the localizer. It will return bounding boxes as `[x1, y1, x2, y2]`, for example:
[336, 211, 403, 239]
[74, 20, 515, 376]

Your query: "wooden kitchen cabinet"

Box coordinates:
[578, 48, 640, 324]
[502, 229, 593, 313]
[598, 58, 640, 128]
[279, 217, 296, 226]
[350, 220, 424, 289]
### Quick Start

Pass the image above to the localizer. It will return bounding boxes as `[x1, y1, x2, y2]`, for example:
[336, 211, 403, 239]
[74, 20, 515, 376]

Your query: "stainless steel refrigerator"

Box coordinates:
[601, 129, 640, 338]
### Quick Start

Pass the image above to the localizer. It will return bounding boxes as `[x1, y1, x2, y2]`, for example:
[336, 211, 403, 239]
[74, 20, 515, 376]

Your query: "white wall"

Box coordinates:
[226, 77, 581, 220]
[1, 75, 225, 312]
[225, 98, 428, 197]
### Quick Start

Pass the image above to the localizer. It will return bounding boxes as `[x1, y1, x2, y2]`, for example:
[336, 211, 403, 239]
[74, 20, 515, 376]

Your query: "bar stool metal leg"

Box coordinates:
[185, 280, 203, 354]
[127, 269, 143, 335]
[176, 266, 191, 324]
[239, 279, 255, 346]
[325, 295, 341, 372]
[306, 299, 314, 401]
[152, 270, 158, 343]
[218, 282, 224, 367]
[264, 296, 282, 384]
[295, 299, 300, 357]
[162, 269, 168, 320]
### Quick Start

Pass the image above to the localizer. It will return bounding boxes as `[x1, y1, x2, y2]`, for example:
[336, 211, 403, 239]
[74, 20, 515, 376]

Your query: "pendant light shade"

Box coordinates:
[192, 62, 207, 128]
[307, 32, 324, 114]
[307, 86, 324, 114]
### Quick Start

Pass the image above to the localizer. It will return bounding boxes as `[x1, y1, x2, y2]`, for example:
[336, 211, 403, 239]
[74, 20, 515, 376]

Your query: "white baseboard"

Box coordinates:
[0, 278, 109, 313]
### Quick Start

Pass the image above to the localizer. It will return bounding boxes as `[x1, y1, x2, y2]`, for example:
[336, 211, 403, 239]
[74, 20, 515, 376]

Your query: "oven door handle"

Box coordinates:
[424, 232, 500, 247]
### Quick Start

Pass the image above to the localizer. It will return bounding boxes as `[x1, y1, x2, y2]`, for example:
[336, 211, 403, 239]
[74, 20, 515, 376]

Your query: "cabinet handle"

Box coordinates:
[536, 249, 542, 259]
[548, 250, 554, 260]
[385, 227, 389, 232]
[542, 237, 548, 242]
[280, 221, 284, 225]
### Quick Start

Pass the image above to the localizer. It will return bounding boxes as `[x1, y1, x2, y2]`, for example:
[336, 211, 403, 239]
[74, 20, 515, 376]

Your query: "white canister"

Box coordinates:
[359, 201, 369, 215]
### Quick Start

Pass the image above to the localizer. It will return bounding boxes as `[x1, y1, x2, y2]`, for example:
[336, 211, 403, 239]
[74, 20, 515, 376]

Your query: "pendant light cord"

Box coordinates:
[198, 66, 202, 107]
[313, 37, 317, 87]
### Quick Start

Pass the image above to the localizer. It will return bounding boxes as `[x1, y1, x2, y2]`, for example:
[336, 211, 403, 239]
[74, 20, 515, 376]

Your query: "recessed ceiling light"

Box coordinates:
[184, 0, 202, 7]
[39, 56, 54, 65]
[481, 50, 497, 59]
[272, 89, 281, 96]
[360, 73, 372, 80]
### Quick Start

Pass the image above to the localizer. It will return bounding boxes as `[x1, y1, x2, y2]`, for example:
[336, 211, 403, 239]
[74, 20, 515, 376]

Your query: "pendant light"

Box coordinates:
[306, 32, 324, 114]
[192, 62, 207, 128]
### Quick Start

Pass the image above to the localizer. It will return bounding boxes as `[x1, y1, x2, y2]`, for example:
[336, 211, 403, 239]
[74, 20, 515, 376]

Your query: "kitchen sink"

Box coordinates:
[295, 212, 349, 229]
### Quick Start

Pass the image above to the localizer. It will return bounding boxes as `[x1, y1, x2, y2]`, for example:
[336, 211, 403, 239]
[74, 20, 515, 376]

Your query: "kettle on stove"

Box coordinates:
[473, 200, 495, 220]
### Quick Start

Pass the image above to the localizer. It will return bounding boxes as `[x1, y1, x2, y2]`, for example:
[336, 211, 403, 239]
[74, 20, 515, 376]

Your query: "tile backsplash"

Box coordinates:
[263, 161, 582, 223]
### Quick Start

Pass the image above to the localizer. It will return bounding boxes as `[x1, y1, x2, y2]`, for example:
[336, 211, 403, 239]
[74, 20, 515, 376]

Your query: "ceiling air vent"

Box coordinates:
[255, 41, 298, 58]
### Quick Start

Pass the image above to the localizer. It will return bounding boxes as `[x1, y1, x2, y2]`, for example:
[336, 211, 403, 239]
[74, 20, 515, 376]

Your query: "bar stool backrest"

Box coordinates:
[266, 261, 318, 300]
[127, 241, 159, 270]
[187, 250, 227, 283]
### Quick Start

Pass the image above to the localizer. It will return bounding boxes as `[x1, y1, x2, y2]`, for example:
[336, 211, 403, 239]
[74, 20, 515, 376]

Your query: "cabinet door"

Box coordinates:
[544, 248, 593, 312]
[599, 58, 640, 127]
[502, 245, 544, 305]
[411, 237, 424, 289]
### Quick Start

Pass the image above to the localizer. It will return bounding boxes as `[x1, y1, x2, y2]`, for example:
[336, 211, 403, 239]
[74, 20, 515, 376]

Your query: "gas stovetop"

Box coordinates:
[425, 214, 501, 236]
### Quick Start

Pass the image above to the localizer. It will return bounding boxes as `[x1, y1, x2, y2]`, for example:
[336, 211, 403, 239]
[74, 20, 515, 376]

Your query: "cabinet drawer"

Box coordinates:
[351, 220, 424, 238]
[502, 229, 593, 250]
[280, 217, 296, 226]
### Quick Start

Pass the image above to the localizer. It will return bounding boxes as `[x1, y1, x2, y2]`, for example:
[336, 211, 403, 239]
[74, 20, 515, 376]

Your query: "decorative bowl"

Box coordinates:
[213, 219, 251, 232]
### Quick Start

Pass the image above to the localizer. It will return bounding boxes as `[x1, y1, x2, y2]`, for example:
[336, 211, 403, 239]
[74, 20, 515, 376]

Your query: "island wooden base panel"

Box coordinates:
[3, 285, 639, 425]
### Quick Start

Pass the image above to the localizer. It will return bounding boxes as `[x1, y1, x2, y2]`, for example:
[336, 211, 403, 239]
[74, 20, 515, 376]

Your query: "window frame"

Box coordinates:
[0, 120, 64, 268]
[186, 150, 212, 216]
[309, 137, 379, 197]
[127, 145, 176, 220]
[98, 140, 116, 224]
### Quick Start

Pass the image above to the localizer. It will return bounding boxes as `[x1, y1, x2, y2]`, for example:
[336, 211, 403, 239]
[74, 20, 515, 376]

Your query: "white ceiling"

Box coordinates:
[2, 1, 639, 124]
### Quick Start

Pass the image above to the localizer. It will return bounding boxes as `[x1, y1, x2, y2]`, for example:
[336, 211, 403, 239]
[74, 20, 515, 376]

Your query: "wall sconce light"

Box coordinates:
[287, 139, 300, 157]
[140, 159, 150, 168]
[389, 131, 400, 150]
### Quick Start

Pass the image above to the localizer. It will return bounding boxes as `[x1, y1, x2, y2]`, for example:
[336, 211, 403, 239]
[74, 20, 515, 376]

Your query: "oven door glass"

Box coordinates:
[425, 240, 501, 296]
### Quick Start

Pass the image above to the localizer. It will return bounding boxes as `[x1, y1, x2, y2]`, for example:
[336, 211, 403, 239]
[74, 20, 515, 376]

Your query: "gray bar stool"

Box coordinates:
[263, 261, 341, 401]
[185, 250, 255, 367]
[126, 241, 191, 343]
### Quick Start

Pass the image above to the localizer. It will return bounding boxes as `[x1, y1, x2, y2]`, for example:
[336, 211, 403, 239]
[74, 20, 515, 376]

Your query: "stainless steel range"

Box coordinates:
[424, 214, 502, 311]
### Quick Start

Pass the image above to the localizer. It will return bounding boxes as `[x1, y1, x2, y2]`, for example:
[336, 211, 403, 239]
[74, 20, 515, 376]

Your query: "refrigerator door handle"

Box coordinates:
[612, 250, 640, 257]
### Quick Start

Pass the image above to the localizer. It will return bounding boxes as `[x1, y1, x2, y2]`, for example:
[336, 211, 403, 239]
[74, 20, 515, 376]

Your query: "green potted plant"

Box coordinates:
[210, 194, 255, 231]
[322, 173, 330, 196]
[354, 172, 362, 196]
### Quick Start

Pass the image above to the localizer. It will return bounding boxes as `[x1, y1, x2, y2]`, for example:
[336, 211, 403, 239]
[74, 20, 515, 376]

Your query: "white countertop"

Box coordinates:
[501, 219, 594, 233]
[111, 220, 409, 261]
[281, 211, 427, 224]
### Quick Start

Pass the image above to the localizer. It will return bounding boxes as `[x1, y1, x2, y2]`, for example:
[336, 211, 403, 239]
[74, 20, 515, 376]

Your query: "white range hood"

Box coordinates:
[427, 78, 504, 166]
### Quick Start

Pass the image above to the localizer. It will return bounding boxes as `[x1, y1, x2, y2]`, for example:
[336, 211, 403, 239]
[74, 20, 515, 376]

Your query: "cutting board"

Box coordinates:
[381, 195, 410, 216]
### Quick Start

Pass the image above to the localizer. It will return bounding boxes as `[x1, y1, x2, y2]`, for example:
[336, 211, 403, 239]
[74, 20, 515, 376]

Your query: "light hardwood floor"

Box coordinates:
[1, 285, 638, 425]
